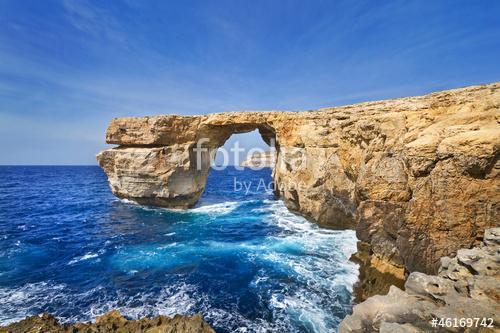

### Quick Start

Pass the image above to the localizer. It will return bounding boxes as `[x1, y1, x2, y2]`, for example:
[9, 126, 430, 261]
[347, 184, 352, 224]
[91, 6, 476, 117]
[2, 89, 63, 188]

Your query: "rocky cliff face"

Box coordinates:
[0, 310, 215, 333]
[339, 228, 500, 333]
[97, 82, 500, 281]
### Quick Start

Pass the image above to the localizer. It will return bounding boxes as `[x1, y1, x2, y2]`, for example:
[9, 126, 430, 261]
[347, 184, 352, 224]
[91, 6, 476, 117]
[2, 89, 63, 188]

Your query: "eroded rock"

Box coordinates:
[339, 228, 500, 333]
[97, 82, 500, 278]
[0, 310, 215, 333]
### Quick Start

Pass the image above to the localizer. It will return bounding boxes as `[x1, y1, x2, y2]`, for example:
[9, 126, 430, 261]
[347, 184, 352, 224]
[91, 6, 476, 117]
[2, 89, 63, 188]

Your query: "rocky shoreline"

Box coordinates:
[95, 81, 498, 331]
[3, 225, 497, 333]
[350, 240, 406, 302]
[2, 83, 497, 332]
[340, 228, 499, 332]
[0, 311, 215, 333]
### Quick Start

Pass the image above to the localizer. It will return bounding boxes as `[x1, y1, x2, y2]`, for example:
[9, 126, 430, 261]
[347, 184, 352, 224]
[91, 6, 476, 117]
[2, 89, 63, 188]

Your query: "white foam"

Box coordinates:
[189, 201, 241, 215]
[82, 282, 200, 321]
[119, 198, 139, 205]
[262, 200, 360, 307]
[120, 198, 243, 216]
[0, 281, 202, 325]
[68, 251, 103, 265]
[0, 282, 67, 325]
[0, 198, 359, 332]
[269, 291, 331, 332]
[157, 242, 177, 249]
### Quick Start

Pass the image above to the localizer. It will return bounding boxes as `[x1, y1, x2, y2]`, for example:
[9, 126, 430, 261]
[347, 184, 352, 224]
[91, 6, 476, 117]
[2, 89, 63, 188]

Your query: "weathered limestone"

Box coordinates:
[339, 228, 500, 333]
[97, 145, 212, 208]
[97, 82, 500, 278]
[0, 311, 215, 333]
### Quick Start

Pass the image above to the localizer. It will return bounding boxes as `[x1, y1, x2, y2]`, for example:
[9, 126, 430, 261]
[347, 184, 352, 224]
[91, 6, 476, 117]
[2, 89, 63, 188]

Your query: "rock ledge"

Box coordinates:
[340, 228, 500, 333]
[0, 310, 215, 333]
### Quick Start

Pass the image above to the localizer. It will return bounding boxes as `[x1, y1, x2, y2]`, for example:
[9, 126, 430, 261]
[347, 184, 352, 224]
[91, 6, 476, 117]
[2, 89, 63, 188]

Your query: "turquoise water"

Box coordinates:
[0, 166, 358, 332]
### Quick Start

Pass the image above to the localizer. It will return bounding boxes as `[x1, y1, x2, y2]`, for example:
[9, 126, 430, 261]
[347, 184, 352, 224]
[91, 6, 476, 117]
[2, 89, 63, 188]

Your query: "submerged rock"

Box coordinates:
[0, 311, 215, 333]
[339, 228, 500, 332]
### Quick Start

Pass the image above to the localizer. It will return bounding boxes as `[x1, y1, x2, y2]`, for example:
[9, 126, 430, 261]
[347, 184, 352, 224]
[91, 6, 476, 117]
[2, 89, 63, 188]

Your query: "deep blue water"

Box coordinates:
[0, 166, 358, 333]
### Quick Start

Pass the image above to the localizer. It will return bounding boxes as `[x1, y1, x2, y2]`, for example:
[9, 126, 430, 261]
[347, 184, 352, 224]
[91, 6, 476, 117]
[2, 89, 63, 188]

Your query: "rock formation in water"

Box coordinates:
[0, 310, 215, 333]
[339, 228, 499, 333]
[240, 151, 276, 168]
[97, 82, 500, 285]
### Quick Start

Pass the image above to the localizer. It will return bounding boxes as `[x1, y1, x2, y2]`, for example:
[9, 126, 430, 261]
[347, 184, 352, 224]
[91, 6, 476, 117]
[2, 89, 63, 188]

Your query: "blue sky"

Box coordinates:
[0, 0, 499, 164]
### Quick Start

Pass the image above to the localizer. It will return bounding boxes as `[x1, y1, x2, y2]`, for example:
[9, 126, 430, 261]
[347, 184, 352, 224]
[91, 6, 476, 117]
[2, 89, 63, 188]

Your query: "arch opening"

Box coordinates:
[213, 129, 275, 168]
[190, 124, 279, 205]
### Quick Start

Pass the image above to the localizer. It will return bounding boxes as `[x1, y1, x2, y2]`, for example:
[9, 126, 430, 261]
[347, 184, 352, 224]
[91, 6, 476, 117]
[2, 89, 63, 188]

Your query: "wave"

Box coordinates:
[0, 281, 198, 325]
[189, 201, 241, 215]
[0, 281, 285, 332]
[259, 200, 359, 292]
[119, 197, 243, 216]
[2, 178, 358, 332]
[118, 198, 139, 205]
[82, 282, 199, 321]
[68, 250, 104, 265]
[0, 282, 67, 325]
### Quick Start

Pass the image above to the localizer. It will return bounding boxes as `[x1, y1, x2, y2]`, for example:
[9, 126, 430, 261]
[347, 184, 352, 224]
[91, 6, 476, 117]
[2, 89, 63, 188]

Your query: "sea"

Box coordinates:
[0, 166, 358, 333]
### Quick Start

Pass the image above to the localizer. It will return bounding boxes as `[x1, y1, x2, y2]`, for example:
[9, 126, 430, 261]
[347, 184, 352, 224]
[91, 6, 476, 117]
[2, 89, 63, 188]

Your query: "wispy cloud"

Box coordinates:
[62, 0, 127, 44]
[0, 0, 499, 164]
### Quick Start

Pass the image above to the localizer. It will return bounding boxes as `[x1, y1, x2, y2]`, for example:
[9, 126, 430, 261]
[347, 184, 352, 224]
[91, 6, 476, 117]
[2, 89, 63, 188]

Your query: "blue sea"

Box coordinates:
[0, 166, 358, 333]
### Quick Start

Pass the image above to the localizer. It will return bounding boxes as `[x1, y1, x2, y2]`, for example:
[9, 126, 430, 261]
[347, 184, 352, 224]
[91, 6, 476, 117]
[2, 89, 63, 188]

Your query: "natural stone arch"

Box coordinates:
[197, 122, 278, 148]
[189, 122, 279, 204]
[98, 83, 500, 278]
[98, 116, 282, 210]
[207, 126, 277, 168]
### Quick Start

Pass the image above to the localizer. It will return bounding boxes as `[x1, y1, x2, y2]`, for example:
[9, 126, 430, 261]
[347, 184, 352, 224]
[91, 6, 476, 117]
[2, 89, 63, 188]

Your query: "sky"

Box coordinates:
[0, 0, 499, 165]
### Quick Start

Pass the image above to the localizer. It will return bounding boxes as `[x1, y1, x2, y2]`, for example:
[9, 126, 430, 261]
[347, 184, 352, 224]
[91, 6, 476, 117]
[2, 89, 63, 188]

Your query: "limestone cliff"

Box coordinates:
[339, 228, 500, 333]
[97, 82, 500, 280]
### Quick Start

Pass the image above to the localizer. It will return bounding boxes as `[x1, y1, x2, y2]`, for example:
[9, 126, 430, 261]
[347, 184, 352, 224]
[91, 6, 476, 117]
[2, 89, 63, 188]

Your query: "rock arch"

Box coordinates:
[97, 83, 500, 279]
[98, 115, 281, 209]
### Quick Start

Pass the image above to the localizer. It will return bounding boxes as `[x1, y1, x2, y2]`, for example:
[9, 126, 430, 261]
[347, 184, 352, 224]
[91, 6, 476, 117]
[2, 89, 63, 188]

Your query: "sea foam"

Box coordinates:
[0, 166, 358, 333]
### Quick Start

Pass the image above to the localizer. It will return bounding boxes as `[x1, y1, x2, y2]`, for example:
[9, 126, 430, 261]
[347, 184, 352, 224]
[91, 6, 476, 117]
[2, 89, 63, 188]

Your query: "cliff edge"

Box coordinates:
[97, 82, 500, 288]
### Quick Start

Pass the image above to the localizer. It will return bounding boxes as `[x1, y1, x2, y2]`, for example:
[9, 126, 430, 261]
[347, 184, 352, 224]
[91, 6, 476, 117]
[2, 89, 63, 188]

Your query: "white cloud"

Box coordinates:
[62, 0, 127, 44]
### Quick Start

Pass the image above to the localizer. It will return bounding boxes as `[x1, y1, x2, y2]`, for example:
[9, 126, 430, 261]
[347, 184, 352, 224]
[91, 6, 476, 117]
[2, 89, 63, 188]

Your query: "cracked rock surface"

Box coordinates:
[0, 310, 215, 333]
[98, 82, 500, 276]
[339, 228, 500, 333]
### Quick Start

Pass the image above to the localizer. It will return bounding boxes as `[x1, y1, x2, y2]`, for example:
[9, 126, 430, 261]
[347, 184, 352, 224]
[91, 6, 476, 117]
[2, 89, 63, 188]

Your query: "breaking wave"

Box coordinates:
[0, 166, 358, 332]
